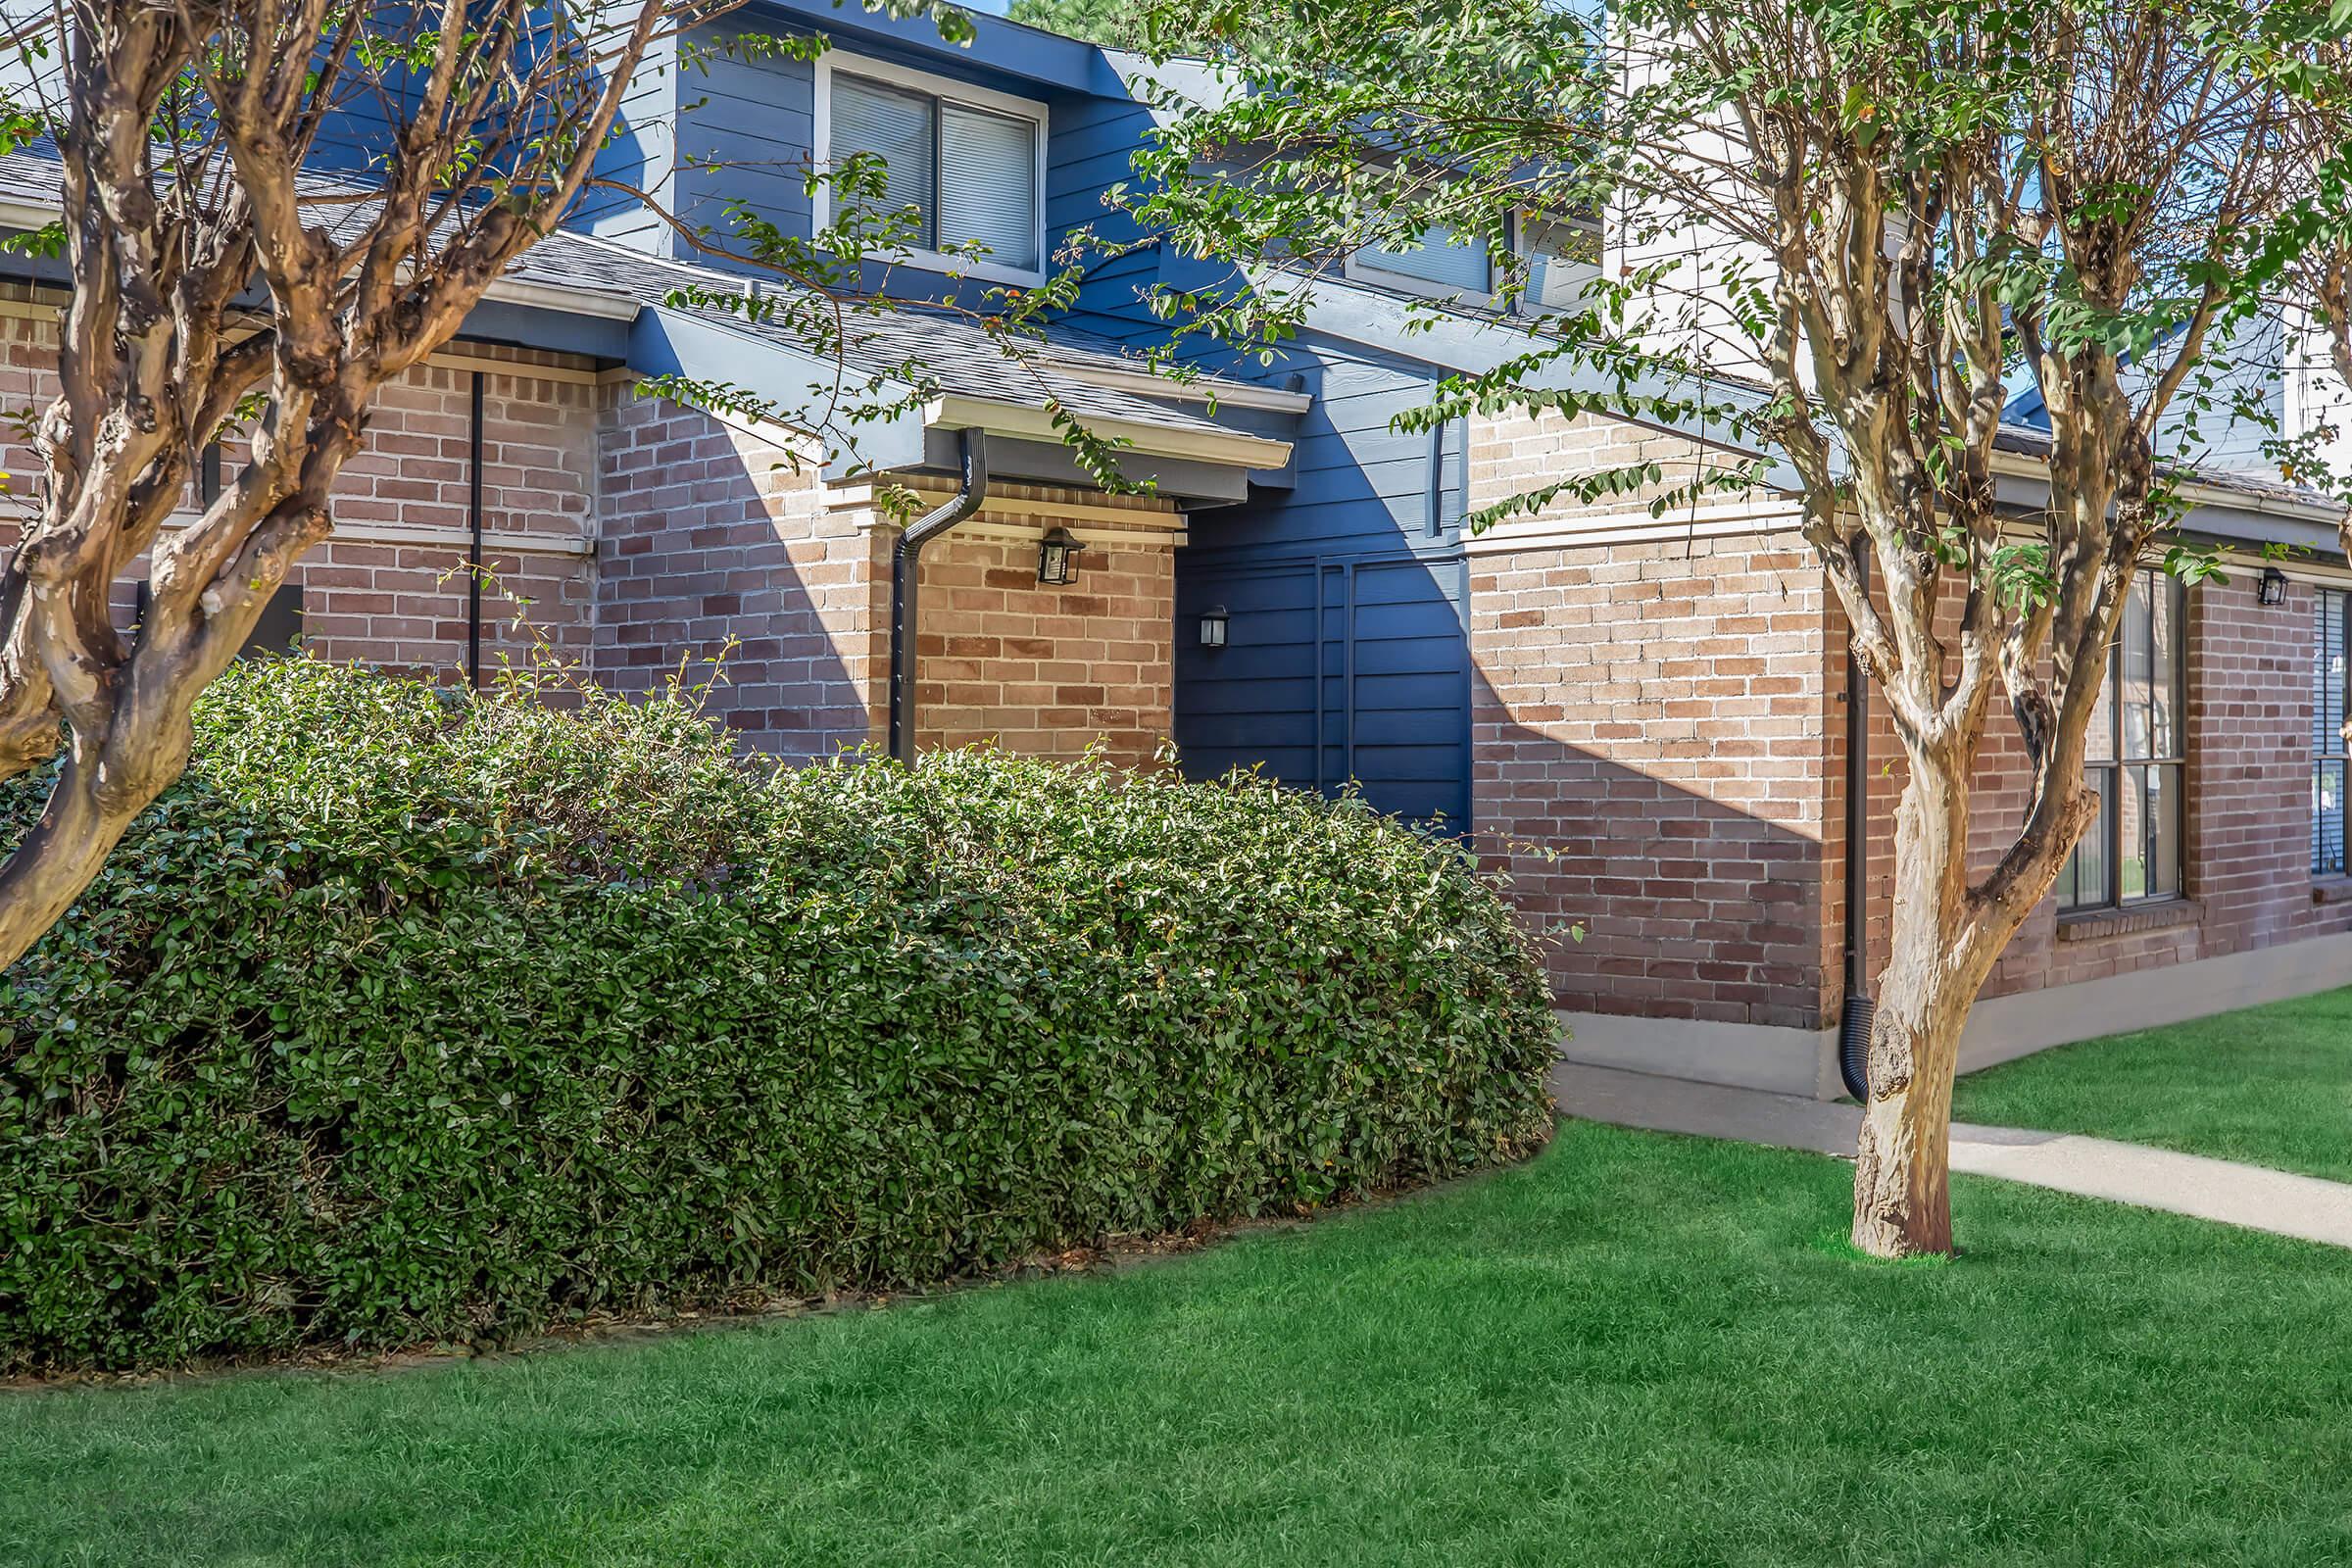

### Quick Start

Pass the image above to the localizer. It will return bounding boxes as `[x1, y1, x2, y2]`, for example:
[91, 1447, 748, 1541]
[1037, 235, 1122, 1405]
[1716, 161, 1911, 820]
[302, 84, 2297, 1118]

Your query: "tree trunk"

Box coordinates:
[0, 735, 176, 970]
[1851, 748, 1975, 1259]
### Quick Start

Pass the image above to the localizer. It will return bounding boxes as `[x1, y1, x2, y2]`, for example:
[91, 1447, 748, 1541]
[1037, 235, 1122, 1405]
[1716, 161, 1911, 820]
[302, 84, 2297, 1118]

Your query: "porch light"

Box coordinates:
[1036, 527, 1084, 586]
[2258, 565, 2288, 607]
[1200, 606, 1229, 648]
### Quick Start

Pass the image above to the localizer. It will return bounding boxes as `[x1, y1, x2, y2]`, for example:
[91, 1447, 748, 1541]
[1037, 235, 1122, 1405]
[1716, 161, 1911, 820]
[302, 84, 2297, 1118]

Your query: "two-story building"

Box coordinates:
[3, 0, 2345, 1094]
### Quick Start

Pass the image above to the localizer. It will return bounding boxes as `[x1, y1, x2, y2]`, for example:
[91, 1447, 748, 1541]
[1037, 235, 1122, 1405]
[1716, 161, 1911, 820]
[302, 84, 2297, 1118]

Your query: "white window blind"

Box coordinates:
[828, 68, 1042, 274]
[938, 103, 1040, 271]
[830, 74, 936, 247]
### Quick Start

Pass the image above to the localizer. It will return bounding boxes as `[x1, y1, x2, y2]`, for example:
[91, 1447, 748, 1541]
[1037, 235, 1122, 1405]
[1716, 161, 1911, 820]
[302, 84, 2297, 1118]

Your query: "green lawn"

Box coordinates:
[1955, 986, 2352, 1184]
[7, 1122, 2352, 1567]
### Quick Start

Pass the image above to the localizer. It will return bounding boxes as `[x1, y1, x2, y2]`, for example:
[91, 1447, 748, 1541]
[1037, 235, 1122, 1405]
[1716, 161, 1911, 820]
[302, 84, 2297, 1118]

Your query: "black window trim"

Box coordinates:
[2060, 567, 2188, 916]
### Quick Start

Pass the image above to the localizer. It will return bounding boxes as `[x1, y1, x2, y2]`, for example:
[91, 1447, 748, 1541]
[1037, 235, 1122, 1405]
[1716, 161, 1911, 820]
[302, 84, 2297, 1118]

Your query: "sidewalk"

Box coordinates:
[1552, 1061, 2352, 1250]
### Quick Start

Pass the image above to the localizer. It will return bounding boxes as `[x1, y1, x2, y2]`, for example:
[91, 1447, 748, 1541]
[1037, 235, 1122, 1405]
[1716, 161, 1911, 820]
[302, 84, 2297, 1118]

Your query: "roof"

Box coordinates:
[0, 147, 1298, 458]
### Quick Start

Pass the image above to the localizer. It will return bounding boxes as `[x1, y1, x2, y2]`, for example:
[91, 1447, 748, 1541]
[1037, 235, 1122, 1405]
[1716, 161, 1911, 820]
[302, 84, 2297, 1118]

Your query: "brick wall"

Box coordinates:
[1470, 532, 1838, 1029]
[0, 292, 599, 679]
[1466, 407, 1838, 1029]
[593, 389, 885, 757]
[1871, 570, 2352, 1004]
[1472, 397, 2352, 1033]
[905, 485, 1177, 768]
[592, 393, 1181, 765]
[291, 350, 599, 675]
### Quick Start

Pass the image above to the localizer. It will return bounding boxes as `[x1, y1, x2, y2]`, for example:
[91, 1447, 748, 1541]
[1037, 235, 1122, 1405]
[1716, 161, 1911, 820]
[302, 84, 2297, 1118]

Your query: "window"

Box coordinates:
[1358, 222, 1494, 294]
[819, 59, 1045, 283]
[2058, 567, 2186, 911]
[1519, 212, 1599, 312]
[1347, 211, 1599, 308]
[2318, 588, 2349, 875]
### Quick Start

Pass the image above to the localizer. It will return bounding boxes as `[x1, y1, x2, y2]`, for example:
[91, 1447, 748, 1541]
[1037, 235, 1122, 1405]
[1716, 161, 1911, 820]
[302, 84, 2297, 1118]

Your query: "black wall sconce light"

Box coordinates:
[2259, 565, 2289, 607]
[1200, 605, 1229, 648]
[1036, 527, 1084, 586]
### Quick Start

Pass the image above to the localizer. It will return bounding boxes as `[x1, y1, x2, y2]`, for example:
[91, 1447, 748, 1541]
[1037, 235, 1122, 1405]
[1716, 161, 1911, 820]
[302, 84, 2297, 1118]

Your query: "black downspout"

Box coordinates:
[466, 370, 486, 689]
[1838, 545, 1876, 1100]
[888, 430, 990, 763]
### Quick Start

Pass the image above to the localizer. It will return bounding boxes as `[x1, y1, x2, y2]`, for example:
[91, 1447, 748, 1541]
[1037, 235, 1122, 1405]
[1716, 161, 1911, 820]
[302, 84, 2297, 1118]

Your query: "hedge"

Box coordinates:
[0, 659, 1558, 1372]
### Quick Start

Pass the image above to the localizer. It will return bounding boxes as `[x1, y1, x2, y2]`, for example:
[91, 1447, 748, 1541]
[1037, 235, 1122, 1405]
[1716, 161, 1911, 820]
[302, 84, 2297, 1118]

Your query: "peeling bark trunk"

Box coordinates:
[0, 740, 164, 964]
[1851, 745, 1974, 1259]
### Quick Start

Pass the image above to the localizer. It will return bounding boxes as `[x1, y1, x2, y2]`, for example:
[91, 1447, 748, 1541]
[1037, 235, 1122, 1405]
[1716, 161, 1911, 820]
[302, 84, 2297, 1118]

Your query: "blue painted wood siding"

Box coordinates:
[1175, 553, 1472, 827]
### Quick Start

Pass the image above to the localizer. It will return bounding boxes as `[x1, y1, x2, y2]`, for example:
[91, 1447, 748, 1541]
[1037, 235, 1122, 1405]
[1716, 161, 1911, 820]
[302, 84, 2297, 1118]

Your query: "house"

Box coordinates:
[2, 2, 2345, 1094]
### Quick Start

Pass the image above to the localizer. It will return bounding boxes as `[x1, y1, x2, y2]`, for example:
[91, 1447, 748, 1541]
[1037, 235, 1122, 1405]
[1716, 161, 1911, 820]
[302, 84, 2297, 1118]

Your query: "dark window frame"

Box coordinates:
[2317, 587, 2349, 877]
[2059, 567, 2188, 913]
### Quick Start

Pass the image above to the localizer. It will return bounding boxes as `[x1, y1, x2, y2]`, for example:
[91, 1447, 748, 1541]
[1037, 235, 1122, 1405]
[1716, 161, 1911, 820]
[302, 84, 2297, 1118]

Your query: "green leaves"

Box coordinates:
[0, 659, 1558, 1373]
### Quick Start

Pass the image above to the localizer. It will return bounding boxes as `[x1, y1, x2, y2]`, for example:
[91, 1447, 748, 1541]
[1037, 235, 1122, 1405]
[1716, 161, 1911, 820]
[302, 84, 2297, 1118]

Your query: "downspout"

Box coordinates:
[887, 429, 990, 763]
[466, 370, 486, 689]
[1838, 545, 1875, 1100]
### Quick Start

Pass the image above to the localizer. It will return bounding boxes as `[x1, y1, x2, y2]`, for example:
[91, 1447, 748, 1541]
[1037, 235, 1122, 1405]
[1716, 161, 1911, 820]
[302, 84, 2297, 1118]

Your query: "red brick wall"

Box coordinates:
[0, 296, 598, 679]
[290, 352, 599, 675]
[593, 390, 885, 757]
[1915, 571, 2352, 1003]
[1469, 533, 1839, 1030]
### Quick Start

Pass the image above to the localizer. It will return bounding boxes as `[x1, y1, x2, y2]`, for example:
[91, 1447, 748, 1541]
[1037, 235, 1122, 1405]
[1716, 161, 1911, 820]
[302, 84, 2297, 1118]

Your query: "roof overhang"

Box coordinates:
[1291, 268, 2349, 549]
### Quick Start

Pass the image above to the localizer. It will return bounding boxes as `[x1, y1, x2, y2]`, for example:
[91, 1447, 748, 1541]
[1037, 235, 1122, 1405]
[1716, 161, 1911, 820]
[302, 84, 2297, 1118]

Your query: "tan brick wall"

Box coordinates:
[593, 391, 1181, 765]
[1468, 406, 1740, 516]
[907, 514, 1175, 768]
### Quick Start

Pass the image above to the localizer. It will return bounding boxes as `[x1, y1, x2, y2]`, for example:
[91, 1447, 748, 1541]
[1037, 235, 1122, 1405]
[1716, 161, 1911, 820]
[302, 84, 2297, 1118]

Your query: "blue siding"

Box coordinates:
[1175, 554, 1472, 826]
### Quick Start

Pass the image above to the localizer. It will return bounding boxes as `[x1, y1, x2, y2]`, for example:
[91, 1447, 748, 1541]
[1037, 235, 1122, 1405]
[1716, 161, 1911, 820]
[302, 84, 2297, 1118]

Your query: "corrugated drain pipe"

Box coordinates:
[887, 429, 990, 763]
[1838, 545, 1875, 1100]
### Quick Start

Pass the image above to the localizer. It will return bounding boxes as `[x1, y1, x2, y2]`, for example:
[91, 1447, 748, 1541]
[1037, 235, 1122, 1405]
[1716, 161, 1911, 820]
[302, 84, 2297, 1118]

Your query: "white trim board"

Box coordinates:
[156, 513, 593, 559]
[1465, 499, 1808, 555]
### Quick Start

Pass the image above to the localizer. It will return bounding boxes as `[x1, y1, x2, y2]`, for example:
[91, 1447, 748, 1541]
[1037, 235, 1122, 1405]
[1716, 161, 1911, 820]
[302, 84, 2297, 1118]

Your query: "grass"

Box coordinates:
[7, 1121, 2352, 1567]
[1954, 985, 2352, 1184]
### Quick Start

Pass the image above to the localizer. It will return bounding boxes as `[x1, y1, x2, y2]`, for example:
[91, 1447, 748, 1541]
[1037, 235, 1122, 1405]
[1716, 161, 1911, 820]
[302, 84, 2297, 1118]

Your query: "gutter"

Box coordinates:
[1838, 544, 1875, 1101]
[466, 369, 486, 688]
[887, 429, 990, 763]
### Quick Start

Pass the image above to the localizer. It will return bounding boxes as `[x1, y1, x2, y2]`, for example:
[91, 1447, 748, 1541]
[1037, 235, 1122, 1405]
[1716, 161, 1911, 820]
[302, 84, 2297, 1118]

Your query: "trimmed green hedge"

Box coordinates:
[0, 660, 1557, 1372]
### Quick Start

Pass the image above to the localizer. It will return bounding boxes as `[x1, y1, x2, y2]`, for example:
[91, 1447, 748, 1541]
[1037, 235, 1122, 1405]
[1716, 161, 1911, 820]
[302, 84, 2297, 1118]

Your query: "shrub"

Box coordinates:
[0, 659, 1558, 1372]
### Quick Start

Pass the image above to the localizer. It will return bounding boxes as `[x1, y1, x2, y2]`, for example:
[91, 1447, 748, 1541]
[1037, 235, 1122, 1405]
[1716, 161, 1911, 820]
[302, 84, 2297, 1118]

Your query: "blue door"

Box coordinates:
[1174, 552, 1472, 828]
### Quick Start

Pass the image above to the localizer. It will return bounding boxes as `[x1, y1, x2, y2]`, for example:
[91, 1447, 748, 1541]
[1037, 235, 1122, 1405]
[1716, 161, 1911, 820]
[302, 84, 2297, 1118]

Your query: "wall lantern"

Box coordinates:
[1036, 527, 1084, 586]
[2259, 565, 2289, 607]
[1200, 605, 1230, 648]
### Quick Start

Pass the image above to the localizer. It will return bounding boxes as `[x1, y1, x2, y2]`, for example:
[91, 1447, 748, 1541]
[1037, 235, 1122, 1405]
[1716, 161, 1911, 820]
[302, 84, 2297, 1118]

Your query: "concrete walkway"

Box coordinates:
[1554, 1061, 2352, 1250]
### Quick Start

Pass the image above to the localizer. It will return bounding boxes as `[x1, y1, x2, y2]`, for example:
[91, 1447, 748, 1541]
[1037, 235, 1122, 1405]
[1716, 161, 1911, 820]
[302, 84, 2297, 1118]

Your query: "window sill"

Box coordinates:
[2055, 899, 2201, 942]
[2314, 877, 2352, 907]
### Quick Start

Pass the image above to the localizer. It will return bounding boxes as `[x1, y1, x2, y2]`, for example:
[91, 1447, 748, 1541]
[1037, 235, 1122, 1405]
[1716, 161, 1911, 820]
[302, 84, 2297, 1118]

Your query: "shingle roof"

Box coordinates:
[513, 227, 1267, 441]
[0, 147, 1271, 445]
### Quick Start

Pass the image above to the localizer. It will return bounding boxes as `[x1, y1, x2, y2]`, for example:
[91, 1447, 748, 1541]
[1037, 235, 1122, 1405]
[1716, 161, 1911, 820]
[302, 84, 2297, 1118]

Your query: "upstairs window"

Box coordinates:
[2058, 568, 2187, 912]
[2317, 588, 2348, 875]
[1358, 222, 1494, 295]
[820, 60, 1045, 282]
[1347, 211, 1599, 308]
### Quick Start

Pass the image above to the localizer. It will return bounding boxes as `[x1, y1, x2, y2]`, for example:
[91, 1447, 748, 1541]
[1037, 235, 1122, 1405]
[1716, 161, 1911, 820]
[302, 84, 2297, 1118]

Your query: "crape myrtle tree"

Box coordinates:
[0, 0, 734, 968]
[0, 0, 1107, 971]
[1120, 0, 2342, 1255]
